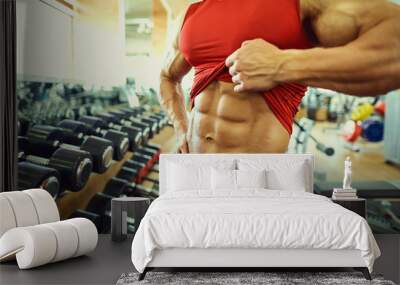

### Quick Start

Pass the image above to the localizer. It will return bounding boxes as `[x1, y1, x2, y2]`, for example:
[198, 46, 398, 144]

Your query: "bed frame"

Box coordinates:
[140, 248, 370, 280]
[139, 154, 371, 281]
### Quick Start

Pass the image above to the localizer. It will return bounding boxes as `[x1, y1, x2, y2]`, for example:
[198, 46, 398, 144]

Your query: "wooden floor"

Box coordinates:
[309, 122, 400, 182]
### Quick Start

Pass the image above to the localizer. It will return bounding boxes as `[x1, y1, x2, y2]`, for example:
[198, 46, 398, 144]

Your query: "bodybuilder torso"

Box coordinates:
[163, 0, 386, 153]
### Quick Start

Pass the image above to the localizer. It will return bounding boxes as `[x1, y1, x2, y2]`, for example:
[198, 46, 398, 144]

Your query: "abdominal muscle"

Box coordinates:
[186, 81, 290, 153]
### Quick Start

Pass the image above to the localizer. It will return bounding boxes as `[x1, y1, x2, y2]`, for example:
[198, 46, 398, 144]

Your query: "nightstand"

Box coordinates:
[111, 197, 150, 242]
[331, 198, 366, 218]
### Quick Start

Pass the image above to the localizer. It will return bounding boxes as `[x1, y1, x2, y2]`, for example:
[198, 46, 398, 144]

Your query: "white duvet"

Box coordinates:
[131, 190, 380, 273]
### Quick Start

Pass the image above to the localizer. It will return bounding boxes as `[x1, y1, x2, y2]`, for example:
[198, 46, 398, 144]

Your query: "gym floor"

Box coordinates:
[308, 122, 400, 182]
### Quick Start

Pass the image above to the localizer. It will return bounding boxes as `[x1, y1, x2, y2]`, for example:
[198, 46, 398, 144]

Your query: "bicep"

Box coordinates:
[161, 13, 192, 82]
[161, 45, 191, 83]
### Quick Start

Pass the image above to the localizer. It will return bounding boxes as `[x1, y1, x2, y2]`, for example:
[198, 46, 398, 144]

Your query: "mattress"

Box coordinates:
[131, 190, 380, 273]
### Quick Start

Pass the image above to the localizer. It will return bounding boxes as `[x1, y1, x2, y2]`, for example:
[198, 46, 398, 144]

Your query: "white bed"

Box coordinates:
[131, 154, 380, 281]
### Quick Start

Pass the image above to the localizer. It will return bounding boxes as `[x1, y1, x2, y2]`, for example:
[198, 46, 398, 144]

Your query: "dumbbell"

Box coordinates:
[92, 112, 146, 142]
[136, 146, 161, 163]
[104, 110, 155, 140]
[84, 192, 135, 234]
[361, 117, 384, 142]
[148, 113, 169, 128]
[57, 119, 129, 161]
[132, 183, 159, 200]
[122, 160, 148, 183]
[105, 111, 152, 143]
[18, 148, 93, 192]
[25, 125, 113, 173]
[79, 115, 143, 151]
[17, 161, 60, 198]
[122, 156, 159, 184]
[140, 116, 160, 134]
[104, 177, 158, 200]
[103, 177, 134, 197]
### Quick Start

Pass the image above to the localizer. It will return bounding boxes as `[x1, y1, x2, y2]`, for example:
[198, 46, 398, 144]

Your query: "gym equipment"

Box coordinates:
[361, 117, 384, 142]
[351, 103, 374, 121]
[121, 151, 159, 184]
[84, 192, 137, 234]
[292, 119, 335, 156]
[17, 162, 60, 198]
[374, 101, 386, 117]
[18, 148, 93, 192]
[26, 125, 113, 173]
[367, 200, 400, 234]
[58, 119, 129, 161]
[85, 192, 114, 233]
[79, 115, 143, 151]
[104, 110, 161, 140]
[342, 120, 362, 143]
[103, 177, 133, 197]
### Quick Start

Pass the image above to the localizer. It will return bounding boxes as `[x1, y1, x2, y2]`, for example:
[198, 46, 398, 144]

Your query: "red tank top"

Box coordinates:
[180, 0, 312, 134]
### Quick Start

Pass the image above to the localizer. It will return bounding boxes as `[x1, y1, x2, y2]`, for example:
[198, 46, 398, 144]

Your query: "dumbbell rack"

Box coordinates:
[56, 121, 176, 221]
[17, 80, 177, 233]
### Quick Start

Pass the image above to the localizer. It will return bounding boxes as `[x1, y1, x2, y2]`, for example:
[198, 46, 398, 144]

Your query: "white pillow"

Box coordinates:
[236, 169, 267, 189]
[266, 164, 307, 191]
[167, 162, 211, 191]
[211, 168, 237, 190]
[238, 159, 310, 192]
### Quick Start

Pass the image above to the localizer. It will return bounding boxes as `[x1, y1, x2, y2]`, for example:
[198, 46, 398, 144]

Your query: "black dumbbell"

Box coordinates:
[116, 166, 139, 182]
[58, 119, 129, 161]
[25, 125, 113, 174]
[92, 112, 145, 142]
[101, 111, 152, 142]
[85, 192, 135, 234]
[18, 161, 60, 198]
[118, 156, 158, 185]
[103, 177, 134, 197]
[18, 148, 92, 192]
[79, 115, 143, 151]
[149, 112, 169, 126]
[131, 183, 159, 199]
[105, 177, 158, 200]
[140, 116, 160, 135]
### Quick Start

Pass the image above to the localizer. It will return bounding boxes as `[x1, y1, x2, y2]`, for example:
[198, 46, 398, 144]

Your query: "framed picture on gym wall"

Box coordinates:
[15, 0, 400, 235]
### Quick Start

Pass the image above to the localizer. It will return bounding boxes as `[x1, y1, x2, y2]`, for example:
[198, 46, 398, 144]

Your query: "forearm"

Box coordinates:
[159, 76, 189, 133]
[278, 20, 400, 96]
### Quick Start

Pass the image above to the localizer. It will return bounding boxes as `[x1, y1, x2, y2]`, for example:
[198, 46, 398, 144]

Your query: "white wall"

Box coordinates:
[16, 0, 74, 81]
[73, 0, 126, 89]
[16, 0, 126, 88]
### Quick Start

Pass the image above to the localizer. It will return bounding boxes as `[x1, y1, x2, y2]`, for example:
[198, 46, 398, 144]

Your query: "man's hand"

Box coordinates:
[176, 130, 189, 153]
[225, 39, 285, 93]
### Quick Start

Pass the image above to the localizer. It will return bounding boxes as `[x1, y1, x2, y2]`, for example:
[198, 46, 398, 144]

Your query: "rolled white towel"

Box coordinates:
[0, 218, 98, 269]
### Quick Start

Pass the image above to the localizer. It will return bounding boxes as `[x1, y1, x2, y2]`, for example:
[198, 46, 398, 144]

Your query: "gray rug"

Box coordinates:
[116, 272, 396, 285]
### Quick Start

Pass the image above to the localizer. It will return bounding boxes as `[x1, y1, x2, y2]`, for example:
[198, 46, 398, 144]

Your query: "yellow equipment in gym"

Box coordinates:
[351, 103, 374, 121]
